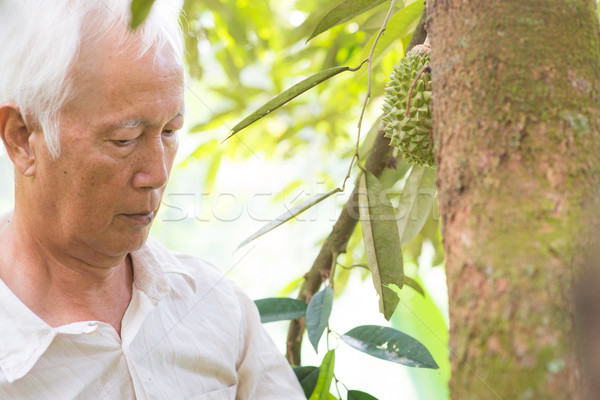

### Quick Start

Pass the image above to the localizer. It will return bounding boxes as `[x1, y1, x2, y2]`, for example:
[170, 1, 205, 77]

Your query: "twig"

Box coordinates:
[333, 374, 344, 399]
[329, 251, 340, 289]
[285, 10, 429, 366]
[348, 59, 368, 72]
[337, 262, 369, 270]
[326, 324, 331, 351]
[341, 0, 399, 192]
[285, 127, 393, 364]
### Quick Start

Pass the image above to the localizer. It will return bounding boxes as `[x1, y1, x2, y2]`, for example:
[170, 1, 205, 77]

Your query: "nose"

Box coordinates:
[132, 137, 171, 190]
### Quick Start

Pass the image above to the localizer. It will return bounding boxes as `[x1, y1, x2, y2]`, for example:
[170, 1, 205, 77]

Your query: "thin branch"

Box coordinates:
[285, 10, 429, 366]
[285, 126, 394, 365]
[341, 0, 399, 192]
[333, 374, 344, 399]
[348, 58, 368, 72]
[337, 262, 369, 270]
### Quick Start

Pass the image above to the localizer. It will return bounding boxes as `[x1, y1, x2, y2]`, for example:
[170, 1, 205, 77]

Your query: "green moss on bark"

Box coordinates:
[429, 0, 600, 398]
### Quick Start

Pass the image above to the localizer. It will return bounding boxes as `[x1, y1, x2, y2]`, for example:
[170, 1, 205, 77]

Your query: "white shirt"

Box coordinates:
[0, 214, 305, 399]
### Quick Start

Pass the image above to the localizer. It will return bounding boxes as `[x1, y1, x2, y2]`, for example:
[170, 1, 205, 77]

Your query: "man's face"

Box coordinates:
[28, 35, 184, 264]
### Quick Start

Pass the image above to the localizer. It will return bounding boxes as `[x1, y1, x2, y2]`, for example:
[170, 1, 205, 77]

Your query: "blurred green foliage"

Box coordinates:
[181, 0, 421, 172]
[170, 0, 448, 398]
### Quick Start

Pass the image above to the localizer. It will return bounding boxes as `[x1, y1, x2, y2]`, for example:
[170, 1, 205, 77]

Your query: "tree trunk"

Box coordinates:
[428, 1, 600, 398]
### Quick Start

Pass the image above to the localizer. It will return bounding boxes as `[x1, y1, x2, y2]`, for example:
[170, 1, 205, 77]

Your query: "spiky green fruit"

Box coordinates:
[381, 46, 433, 166]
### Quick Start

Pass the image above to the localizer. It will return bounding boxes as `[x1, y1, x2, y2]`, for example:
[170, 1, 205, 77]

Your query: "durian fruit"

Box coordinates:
[381, 44, 433, 166]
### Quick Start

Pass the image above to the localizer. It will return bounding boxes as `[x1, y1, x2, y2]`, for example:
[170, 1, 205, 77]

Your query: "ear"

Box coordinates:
[0, 102, 36, 176]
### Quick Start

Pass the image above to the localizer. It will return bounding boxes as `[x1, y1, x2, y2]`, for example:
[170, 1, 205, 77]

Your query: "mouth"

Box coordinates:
[120, 210, 156, 226]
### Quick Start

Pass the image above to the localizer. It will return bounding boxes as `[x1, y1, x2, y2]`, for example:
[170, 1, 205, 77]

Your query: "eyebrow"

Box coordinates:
[112, 119, 146, 130]
[108, 111, 185, 130]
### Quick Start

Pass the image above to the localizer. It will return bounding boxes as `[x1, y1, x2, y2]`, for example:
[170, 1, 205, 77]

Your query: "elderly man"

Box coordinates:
[0, 0, 305, 398]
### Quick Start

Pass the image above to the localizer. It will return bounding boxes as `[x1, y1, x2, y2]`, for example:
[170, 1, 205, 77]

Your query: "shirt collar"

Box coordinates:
[130, 236, 197, 299]
[0, 208, 197, 303]
[0, 209, 197, 382]
[0, 278, 56, 383]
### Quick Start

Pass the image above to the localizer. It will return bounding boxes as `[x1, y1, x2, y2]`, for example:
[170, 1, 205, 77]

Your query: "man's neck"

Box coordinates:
[0, 214, 133, 336]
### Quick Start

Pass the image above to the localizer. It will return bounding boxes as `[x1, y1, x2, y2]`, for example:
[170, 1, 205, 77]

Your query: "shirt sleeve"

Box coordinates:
[232, 284, 306, 400]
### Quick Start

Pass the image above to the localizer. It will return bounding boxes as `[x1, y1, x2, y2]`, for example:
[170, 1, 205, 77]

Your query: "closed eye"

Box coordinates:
[114, 138, 136, 146]
[162, 129, 178, 137]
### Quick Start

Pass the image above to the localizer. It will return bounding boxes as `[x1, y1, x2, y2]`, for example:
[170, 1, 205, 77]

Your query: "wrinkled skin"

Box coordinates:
[0, 30, 184, 333]
[30, 37, 185, 265]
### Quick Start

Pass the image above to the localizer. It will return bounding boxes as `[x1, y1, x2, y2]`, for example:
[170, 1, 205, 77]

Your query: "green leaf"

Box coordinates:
[254, 298, 308, 323]
[306, 287, 334, 352]
[402, 277, 425, 297]
[358, 171, 404, 320]
[309, 350, 336, 400]
[348, 390, 379, 400]
[357, 1, 425, 70]
[397, 166, 436, 246]
[387, 278, 425, 298]
[237, 188, 341, 250]
[308, 0, 387, 41]
[360, 0, 410, 31]
[293, 366, 320, 398]
[378, 157, 411, 189]
[130, 0, 155, 29]
[227, 66, 350, 138]
[278, 276, 305, 296]
[341, 325, 438, 369]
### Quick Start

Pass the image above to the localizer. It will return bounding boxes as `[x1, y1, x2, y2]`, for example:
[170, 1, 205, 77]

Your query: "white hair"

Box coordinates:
[0, 0, 184, 158]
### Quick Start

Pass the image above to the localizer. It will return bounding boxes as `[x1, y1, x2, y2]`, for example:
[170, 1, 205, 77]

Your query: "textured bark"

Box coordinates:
[428, 1, 600, 399]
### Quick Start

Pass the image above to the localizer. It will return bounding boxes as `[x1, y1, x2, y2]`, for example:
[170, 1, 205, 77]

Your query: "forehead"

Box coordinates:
[63, 30, 184, 128]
